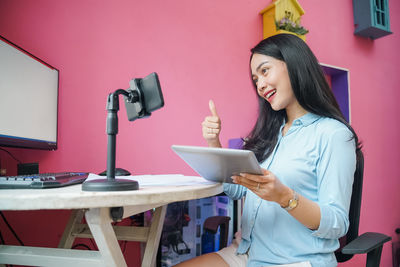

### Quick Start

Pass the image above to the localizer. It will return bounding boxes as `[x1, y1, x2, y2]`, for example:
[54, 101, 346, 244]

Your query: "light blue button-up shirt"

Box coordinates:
[224, 113, 356, 267]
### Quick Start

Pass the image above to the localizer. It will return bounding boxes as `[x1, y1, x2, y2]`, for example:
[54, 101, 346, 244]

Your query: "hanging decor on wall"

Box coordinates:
[260, 0, 308, 41]
[353, 0, 392, 40]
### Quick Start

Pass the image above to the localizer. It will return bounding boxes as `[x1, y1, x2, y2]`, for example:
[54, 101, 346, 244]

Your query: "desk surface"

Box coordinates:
[0, 175, 224, 267]
[0, 175, 224, 211]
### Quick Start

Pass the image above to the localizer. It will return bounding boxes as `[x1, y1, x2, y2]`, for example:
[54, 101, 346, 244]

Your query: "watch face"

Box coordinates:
[289, 199, 298, 209]
[285, 191, 298, 211]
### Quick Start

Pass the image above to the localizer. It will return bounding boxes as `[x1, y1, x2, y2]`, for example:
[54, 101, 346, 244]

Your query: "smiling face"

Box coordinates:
[250, 53, 301, 114]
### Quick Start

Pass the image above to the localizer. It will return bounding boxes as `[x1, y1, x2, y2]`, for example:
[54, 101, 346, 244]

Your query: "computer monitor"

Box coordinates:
[0, 35, 59, 150]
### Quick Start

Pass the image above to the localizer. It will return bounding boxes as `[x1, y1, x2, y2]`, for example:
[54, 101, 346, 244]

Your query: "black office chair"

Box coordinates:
[202, 216, 231, 253]
[205, 151, 392, 266]
[335, 150, 392, 266]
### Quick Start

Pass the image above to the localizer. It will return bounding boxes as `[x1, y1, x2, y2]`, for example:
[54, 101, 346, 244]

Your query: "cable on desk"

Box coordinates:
[0, 228, 14, 266]
[0, 148, 22, 164]
[0, 228, 5, 244]
[71, 243, 92, 250]
[0, 211, 24, 246]
[0, 225, 16, 267]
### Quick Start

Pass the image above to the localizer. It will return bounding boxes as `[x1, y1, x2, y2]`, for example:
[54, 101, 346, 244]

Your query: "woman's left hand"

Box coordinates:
[231, 168, 292, 207]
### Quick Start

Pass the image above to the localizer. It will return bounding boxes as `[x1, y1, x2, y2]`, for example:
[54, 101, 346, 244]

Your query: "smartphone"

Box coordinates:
[124, 72, 164, 121]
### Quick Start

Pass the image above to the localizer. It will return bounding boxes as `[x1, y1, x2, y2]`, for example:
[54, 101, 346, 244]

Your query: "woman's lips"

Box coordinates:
[264, 89, 277, 100]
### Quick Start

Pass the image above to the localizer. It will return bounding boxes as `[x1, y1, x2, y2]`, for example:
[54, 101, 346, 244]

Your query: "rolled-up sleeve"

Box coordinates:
[312, 128, 356, 239]
[223, 183, 247, 200]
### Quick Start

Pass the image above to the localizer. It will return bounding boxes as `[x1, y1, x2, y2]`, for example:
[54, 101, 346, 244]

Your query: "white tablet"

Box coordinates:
[171, 145, 262, 183]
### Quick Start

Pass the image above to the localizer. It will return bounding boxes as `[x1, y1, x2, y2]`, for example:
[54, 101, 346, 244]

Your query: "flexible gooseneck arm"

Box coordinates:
[106, 89, 139, 180]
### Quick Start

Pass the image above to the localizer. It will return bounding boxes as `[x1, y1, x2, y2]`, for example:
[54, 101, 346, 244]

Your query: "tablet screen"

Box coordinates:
[171, 145, 262, 183]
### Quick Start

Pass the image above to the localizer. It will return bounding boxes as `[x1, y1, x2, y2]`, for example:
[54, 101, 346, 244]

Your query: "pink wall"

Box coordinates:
[0, 0, 399, 266]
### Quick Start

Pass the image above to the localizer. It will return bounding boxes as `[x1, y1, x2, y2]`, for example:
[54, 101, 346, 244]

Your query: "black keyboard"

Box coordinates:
[0, 172, 89, 189]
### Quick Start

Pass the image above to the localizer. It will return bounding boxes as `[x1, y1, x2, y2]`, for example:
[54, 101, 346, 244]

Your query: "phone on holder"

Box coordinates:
[124, 72, 164, 121]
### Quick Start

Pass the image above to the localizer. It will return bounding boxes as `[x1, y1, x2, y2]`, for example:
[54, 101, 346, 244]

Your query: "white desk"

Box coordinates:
[0, 175, 223, 267]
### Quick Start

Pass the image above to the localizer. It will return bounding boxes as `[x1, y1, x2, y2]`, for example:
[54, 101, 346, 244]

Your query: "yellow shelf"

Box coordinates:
[260, 0, 307, 42]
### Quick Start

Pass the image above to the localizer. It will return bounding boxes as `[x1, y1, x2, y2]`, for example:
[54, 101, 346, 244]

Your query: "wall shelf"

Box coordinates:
[260, 0, 307, 41]
[353, 0, 392, 40]
[320, 63, 350, 122]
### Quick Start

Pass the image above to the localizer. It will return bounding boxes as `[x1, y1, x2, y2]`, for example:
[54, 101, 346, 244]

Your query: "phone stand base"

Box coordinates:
[82, 178, 139, 191]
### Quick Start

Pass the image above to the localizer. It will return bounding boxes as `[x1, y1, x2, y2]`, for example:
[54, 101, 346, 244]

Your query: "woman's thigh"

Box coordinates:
[174, 252, 229, 267]
[174, 238, 248, 267]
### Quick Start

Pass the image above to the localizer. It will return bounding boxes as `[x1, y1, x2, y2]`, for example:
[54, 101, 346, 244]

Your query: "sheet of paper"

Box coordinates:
[86, 173, 217, 186]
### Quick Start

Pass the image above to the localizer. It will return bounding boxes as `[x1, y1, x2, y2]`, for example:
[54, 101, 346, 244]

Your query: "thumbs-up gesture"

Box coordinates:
[202, 100, 222, 148]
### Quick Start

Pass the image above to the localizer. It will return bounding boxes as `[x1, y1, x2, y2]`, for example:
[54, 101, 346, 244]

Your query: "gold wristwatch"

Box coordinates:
[284, 190, 299, 211]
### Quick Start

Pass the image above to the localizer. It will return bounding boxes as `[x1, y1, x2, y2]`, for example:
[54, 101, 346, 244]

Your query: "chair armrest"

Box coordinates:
[342, 232, 391, 254]
[203, 216, 231, 250]
[203, 216, 230, 233]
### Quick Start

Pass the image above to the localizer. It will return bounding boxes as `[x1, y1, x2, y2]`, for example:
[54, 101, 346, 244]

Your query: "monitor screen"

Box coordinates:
[0, 36, 59, 150]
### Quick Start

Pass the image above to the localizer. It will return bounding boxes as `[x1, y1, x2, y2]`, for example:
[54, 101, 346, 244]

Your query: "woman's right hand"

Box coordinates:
[202, 100, 222, 148]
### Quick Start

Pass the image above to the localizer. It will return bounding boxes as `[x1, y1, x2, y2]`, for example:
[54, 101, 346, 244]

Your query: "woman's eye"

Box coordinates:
[261, 68, 268, 75]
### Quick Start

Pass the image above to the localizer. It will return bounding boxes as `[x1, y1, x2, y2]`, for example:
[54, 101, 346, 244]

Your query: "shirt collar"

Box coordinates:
[284, 112, 321, 127]
[296, 112, 321, 126]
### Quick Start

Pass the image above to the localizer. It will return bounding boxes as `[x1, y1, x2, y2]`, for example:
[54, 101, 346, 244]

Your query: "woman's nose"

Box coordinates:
[257, 77, 267, 93]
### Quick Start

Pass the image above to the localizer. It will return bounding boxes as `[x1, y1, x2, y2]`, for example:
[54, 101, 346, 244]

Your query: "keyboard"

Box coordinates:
[0, 172, 89, 189]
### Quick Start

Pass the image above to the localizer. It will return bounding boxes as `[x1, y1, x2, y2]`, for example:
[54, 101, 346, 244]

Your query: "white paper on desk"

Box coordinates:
[86, 173, 217, 186]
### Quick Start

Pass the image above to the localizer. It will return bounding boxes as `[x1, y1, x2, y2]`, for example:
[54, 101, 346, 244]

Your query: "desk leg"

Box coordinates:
[141, 205, 167, 267]
[85, 208, 127, 267]
[58, 209, 85, 248]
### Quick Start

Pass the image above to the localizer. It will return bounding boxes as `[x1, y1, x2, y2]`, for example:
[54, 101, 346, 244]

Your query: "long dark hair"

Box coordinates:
[243, 34, 362, 163]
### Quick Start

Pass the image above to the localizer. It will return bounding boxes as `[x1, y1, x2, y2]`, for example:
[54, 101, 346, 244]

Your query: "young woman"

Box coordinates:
[177, 34, 361, 267]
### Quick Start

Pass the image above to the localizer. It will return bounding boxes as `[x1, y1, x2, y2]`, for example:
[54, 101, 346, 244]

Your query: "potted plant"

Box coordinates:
[275, 10, 308, 40]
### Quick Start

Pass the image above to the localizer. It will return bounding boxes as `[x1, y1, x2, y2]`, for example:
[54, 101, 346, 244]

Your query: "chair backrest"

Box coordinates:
[335, 150, 364, 262]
